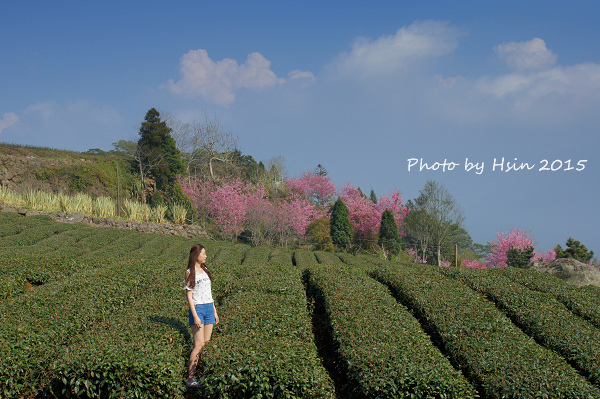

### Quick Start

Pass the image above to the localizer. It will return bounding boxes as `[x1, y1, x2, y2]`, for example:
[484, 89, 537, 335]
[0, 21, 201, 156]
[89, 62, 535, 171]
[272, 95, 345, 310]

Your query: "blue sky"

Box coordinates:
[2, 1, 599, 255]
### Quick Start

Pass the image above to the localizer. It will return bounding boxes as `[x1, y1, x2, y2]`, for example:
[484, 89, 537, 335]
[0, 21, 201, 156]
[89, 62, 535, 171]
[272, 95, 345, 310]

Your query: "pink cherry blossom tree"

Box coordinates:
[285, 172, 336, 207]
[338, 185, 409, 249]
[180, 175, 326, 246]
[531, 249, 557, 262]
[487, 228, 535, 267]
[460, 258, 488, 269]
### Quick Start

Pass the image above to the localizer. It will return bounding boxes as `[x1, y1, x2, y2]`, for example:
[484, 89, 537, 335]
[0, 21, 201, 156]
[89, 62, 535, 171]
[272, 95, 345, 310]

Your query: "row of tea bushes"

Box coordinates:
[305, 262, 478, 398]
[48, 259, 188, 398]
[0, 214, 191, 299]
[0, 216, 201, 397]
[292, 248, 318, 267]
[0, 215, 79, 248]
[195, 246, 336, 398]
[0, 256, 165, 397]
[268, 247, 293, 266]
[490, 266, 600, 329]
[440, 267, 600, 387]
[37, 237, 226, 398]
[312, 250, 344, 265]
[0, 253, 83, 299]
[371, 264, 600, 398]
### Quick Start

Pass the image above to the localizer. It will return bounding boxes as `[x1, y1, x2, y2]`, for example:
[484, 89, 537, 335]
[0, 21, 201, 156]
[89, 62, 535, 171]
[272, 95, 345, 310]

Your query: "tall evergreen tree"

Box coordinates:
[506, 246, 534, 268]
[137, 108, 185, 193]
[555, 237, 594, 262]
[314, 164, 328, 176]
[378, 209, 400, 255]
[369, 189, 378, 204]
[330, 198, 353, 250]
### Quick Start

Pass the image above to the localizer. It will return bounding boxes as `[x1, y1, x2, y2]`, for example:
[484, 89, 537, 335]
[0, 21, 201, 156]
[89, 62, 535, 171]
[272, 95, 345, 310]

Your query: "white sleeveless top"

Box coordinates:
[184, 270, 214, 305]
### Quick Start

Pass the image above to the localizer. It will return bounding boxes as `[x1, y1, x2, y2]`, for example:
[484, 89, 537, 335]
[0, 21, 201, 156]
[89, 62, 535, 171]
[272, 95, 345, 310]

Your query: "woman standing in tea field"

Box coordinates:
[184, 244, 219, 388]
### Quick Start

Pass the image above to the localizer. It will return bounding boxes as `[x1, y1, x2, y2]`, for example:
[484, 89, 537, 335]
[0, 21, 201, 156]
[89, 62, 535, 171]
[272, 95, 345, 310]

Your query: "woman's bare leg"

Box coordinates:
[188, 325, 205, 379]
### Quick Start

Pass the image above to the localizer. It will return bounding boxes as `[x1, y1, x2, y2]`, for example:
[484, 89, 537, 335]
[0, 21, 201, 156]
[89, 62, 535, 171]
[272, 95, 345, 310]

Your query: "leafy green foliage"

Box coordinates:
[137, 108, 185, 193]
[305, 263, 477, 398]
[165, 183, 197, 223]
[491, 266, 600, 329]
[555, 237, 595, 262]
[440, 267, 600, 387]
[305, 218, 334, 251]
[33, 157, 133, 197]
[197, 246, 336, 398]
[369, 188, 377, 204]
[506, 246, 534, 268]
[329, 198, 352, 250]
[2, 212, 600, 398]
[378, 209, 400, 255]
[373, 264, 600, 398]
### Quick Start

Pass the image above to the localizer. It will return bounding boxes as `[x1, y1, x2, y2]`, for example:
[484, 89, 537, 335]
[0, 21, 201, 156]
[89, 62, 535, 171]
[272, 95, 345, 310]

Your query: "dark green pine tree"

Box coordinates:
[506, 246, 534, 268]
[138, 108, 185, 193]
[554, 237, 594, 263]
[378, 209, 400, 255]
[369, 189, 378, 204]
[330, 198, 353, 250]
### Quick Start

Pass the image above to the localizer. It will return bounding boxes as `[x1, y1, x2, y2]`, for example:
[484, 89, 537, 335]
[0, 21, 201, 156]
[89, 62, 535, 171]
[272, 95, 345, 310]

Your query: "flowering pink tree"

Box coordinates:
[208, 179, 258, 241]
[180, 176, 325, 246]
[488, 227, 560, 267]
[407, 248, 428, 264]
[285, 172, 336, 207]
[488, 228, 536, 267]
[338, 185, 409, 248]
[272, 194, 326, 246]
[531, 249, 557, 262]
[461, 258, 488, 269]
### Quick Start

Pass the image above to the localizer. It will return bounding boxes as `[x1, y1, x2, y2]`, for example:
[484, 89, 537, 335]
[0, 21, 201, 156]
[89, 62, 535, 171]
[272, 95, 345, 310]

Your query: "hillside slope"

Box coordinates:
[0, 143, 133, 197]
[1, 213, 600, 398]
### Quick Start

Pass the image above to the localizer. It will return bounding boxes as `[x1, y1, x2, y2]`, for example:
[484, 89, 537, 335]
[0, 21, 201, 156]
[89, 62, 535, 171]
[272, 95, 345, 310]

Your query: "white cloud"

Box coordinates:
[288, 70, 315, 88]
[435, 74, 463, 90]
[288, 69, 315, 81]
[494, 38, 557, 71]
[476, 62, 600, 103]
[332, 20, 463, 76]
[166, 49, 287, 106]
[0, 112, 19, 134]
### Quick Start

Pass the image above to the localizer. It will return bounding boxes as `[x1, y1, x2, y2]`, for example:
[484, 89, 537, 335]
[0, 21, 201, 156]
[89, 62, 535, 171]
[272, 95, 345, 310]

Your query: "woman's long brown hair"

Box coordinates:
[185, 244, 213, 289]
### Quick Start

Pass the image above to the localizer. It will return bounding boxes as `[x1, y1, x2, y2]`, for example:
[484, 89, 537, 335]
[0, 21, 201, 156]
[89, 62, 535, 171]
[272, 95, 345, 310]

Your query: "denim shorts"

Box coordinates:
[189, 303, 216, 326]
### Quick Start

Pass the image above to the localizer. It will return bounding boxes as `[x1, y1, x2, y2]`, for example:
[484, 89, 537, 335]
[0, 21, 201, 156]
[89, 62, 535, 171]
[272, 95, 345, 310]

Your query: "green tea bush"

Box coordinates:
[196, 259, 335, 398]
[49, 261, 187, 398]
[0, 222, 26, 237]
[313, 250, 344, 265]
[84, 231, 157, 259]
[292, 249, 318, 268]
[33, 225, 96, 255]
[268, 248, 293, 266]
[372, 264, 600, 398]
[491, 266, 600, 329]
[0, 253, 81, 298]
[0, 218, 78, 247]
[73, 227, 134, 255]
[242, 245, 271, 265]
[0, 259, 154, 397]
[440, 267, 600, 387]
[305, 263, 477, 398]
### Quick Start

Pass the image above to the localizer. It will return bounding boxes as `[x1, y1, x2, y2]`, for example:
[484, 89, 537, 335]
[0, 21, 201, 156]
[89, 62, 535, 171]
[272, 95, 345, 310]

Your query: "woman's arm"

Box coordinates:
[213, 302, 219, 324]
[187, 286, 202, 329]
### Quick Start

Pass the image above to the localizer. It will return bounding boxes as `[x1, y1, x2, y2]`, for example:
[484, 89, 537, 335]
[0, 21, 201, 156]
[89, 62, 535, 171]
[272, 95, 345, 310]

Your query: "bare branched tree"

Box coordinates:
[133, 142, 168, 201]
[167, 112, 239, 180]
[414, 180, 464, 266]
[267, 155, 287, 183]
